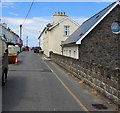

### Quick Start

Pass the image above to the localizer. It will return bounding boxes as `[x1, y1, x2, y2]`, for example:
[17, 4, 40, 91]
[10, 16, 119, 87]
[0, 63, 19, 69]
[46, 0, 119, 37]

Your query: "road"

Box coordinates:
[2, 51, 117, 112]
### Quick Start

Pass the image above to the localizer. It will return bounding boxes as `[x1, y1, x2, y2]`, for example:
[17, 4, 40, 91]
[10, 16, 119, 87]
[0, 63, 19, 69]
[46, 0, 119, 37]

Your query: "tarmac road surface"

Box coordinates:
[2, 51, 117, 112]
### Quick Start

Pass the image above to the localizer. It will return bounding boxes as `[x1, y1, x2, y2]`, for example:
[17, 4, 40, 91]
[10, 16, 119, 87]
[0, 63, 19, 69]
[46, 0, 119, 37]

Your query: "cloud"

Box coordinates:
[71, 17, 88, 25]
[2, 16, 87, 46]
[2, 17, 52, 46]
[1, 0, 116, 2]
[2, 2, 15, 8]
[98, 0, 115, 2]
[10, 12, 18, 16]
[33, 17, 52, 23]
[2, 16, 88, 46]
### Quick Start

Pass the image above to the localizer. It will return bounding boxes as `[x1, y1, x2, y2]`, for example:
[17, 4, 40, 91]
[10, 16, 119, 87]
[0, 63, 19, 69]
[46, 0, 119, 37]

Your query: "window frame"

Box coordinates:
[64, 26, 70, 36]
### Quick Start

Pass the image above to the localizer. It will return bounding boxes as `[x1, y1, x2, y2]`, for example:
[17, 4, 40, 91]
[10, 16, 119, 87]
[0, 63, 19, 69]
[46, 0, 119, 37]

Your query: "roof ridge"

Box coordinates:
[63, 1, 119, 45]
[49, 16, 79, 30]
[76, 1, 119, 44]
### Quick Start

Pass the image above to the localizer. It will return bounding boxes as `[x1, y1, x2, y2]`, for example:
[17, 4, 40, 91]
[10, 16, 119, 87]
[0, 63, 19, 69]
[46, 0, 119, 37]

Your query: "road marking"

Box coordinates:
[39, 55, 90, 113]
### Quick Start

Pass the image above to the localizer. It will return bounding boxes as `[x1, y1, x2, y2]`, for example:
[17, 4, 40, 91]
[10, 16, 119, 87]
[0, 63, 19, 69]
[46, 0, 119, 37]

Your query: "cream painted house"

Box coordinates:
[63, 44, 79, 59]
[38, 12, 79, 57]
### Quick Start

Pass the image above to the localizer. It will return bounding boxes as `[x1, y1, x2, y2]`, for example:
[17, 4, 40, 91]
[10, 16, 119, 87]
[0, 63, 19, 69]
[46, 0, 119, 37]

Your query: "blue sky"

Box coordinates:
[3, 2, 112, 18]
[1, 2, 113, 47]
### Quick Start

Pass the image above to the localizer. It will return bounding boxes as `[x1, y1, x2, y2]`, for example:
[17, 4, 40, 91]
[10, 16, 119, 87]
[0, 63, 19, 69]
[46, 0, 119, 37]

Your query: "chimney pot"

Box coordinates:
[2, 23, 7, 28]
[8, 27, 10, 31]
[54, 11, 57, 15]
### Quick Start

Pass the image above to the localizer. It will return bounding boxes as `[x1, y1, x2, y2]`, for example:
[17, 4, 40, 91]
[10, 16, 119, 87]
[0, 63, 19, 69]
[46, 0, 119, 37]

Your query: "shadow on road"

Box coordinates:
[2, 75, 27, 111]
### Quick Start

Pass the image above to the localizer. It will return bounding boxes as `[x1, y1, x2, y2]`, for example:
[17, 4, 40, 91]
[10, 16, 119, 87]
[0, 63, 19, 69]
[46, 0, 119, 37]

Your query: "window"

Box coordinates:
[69, 50, 71, 56]
[64, 26, 70, 36]
[111, 21, 120, 34]
[66, 50, 68, 56]
[74, 51, 76, 57]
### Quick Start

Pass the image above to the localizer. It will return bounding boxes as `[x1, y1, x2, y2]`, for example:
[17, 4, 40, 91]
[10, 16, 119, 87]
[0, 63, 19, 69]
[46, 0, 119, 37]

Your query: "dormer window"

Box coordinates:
[64, 26, 70, 36]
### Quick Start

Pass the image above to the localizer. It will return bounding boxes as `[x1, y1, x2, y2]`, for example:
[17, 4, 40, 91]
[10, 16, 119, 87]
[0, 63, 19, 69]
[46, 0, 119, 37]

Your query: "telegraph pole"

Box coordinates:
[20, 25, 22, 41]
[19, 24, 22, 51]
[26, 36, 28, 47]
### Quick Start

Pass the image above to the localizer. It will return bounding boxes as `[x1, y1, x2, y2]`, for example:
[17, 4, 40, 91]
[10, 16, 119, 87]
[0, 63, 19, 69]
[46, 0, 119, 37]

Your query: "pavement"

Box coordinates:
[2, 51, 118, 112]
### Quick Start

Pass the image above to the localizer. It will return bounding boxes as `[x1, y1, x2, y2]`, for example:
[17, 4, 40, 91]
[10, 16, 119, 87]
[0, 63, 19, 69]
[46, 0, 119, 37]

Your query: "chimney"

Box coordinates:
[53, 12, 67, 24]
[8, 27, 10, 31]
[58, 12, 60, 15]
[54, 11, 57, 15]
[2, 23, 7, 28]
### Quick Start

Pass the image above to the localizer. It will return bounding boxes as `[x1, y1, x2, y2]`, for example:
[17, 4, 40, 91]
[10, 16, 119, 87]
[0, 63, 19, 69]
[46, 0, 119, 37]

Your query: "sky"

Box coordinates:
[1, 1, 115, 47]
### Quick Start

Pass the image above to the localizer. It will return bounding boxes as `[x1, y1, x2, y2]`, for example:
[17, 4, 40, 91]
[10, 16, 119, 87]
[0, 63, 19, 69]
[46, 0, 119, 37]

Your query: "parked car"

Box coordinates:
[34, 47, 41, 53]
[23, 46, 29, 51]
[0, 36, 8, 86]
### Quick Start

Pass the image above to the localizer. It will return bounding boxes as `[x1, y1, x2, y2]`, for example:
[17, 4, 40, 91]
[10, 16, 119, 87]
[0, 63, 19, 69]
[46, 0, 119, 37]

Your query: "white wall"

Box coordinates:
[63, 45, 79, 59]
[48, 18, 79, 57]
[39, 16, 79, 57]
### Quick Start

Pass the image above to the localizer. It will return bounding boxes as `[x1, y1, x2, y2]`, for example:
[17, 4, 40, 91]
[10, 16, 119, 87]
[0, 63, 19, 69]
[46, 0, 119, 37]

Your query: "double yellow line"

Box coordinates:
[39, 55, 90, 113]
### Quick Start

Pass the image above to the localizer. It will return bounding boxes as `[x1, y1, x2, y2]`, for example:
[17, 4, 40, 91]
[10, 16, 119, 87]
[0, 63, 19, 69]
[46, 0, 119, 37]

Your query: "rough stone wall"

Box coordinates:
[79, 5, 120, 69]
[50, 52, 120, 105]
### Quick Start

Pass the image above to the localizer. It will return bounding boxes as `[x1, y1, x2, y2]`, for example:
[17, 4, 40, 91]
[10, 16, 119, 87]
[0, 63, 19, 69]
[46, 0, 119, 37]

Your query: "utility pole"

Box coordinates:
[26, 36, 28, 47]
[19, 24, 22, 52]
[20, 25, 22, 41]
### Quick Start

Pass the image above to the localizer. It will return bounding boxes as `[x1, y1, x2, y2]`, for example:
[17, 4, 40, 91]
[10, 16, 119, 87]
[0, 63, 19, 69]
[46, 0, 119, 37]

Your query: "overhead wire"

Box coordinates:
[22, 0, 35, 25]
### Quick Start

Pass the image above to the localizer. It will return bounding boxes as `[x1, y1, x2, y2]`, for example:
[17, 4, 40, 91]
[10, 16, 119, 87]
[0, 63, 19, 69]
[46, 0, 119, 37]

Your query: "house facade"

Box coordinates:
[38, 12, 79, 57]
[63, 1, 120, 68]
[1, 23, 19, 44]
[63, 44, 79, 59]
[0, 23, 22, 53]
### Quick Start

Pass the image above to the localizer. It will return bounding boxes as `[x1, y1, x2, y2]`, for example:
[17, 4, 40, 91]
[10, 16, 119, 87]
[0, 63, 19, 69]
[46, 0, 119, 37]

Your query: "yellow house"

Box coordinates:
[38, 12, 79, 57]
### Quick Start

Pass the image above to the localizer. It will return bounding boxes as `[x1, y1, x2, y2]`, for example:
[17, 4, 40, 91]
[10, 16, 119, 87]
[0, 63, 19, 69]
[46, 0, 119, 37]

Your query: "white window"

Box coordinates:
[64, 26, 70, 36]
[111, 21, 120, 34]
[74, 51, 76, 57]
[69, 50, 71, 56]
[66, 50, 68, 56]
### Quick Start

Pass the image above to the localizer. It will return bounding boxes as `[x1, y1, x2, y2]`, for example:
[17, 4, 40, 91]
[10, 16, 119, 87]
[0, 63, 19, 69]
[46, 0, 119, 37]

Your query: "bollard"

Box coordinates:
[15, 56, 18, 64]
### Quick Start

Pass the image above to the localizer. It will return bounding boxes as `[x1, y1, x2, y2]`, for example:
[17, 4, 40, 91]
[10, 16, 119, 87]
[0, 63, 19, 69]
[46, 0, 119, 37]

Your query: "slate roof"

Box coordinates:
[63, 1, 119, 45]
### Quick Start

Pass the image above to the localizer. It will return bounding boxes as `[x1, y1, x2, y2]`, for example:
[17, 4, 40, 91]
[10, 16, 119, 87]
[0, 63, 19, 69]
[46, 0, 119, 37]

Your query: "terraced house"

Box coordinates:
[0, 23, 23, 56]
[38, 12, 79, 57]
[1, 23, 20, 45]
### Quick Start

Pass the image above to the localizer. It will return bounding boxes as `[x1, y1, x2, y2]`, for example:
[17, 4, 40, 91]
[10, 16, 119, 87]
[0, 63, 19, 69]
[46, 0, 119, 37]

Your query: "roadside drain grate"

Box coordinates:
[92, 104, 108, 110]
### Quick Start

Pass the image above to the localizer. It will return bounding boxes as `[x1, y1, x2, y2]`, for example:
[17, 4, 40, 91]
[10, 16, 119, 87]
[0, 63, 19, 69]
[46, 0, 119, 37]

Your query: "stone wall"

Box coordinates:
[79, 5, 120, 69]
[50, 52, 120, 105]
